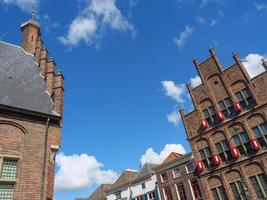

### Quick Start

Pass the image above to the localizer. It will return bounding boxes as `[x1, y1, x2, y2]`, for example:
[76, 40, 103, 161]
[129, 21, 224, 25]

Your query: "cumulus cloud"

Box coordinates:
[167, 110, 181, 125]
[59, 0, 135, 46]
[140, 144, 186, 165]
[55, 153, 118, 191]
[0, 0, 39, 12]
[190, 75, 202, 88]
[161, 81, 186, 103]
[242, 53, 266, 78]
[174, 26, 193, 48]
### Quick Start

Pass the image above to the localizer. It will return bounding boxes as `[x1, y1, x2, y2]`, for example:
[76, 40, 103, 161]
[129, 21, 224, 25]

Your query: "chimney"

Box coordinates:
[20, 12, 40, 55]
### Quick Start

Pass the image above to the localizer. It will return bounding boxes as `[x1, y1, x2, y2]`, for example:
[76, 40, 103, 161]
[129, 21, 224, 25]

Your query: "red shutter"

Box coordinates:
[196, 160, 205, 173]
[250, 139, 261, 151]
[216, 111, 225, 121]
[201, 119, 208, 129]
[212, 153, 221, 166]
[234, 102, 242, 112]
[230, 146, 240, 159]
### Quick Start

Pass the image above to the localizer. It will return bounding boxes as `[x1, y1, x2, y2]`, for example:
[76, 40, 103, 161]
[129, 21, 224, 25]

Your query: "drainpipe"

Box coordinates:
[40, 117, 50, 200]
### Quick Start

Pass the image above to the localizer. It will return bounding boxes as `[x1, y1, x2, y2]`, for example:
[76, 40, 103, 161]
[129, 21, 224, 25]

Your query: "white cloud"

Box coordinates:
[242, 53, 266, 78]
[196, 16, 206, 24]
[0, 0, 39, 12]
[190, 75, 202, 88]
[255, 3, 267, 12]
[140, 144, 186, 165]
[161, 80, 186, 103]
[59, 0, 135, 46]
[174, 26, 194, 48]
[167, 110, 181, 125]
[55, 153, 118, 191]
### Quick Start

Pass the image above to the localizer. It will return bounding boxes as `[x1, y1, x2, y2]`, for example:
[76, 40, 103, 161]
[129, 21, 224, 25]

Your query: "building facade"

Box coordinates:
[0, 17, 64, 200]
[155, 152, 204, 200]
[180, 49, 267, 200]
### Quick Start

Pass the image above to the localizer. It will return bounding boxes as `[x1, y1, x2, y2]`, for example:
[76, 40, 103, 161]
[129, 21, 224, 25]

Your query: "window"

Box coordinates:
[230, 180, 249, 200]
[136, 195, 143, 200]
[235, 87, 255, 110]
[173, 167, 181, 178]
[219, 97, 236, 118]
[163, 187, 173, 200]
[190, 179, 202, 200]
[161, 173, 168, 182]
[211, 186, 227, 200]
[1, 159, 18, 180]
[252, 123, 267, 148]
[232, 131, 252, 155]
[141, 182, 146, 189]
[185, 162, 195, 173]
[199, 147, 213, 169]
[115, 191, 121, 199]
[176, 183, 187, 200]
[249, 173, 267, 199]
[215, 139, 231, 163]
[0, 184, 14, 200]
[203, 106, 219, 126]
[148, 191, 156, 200]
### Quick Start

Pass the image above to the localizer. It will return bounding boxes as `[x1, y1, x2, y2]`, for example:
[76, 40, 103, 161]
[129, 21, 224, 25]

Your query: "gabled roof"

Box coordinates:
[163, 152, 183, 163]
[108, 170, 137, 192]
[0, 41, 54, 115]
[133, 163, 158, 182]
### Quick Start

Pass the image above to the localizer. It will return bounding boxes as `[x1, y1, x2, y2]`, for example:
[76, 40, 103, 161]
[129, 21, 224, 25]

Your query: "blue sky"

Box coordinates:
[0, 0, 267, 199]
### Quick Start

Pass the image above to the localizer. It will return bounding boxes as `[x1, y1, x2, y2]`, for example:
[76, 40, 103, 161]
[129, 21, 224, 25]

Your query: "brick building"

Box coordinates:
[154, 152, 204, 200]
[180, 48, 267, 199]
[0, 16, 64, 200]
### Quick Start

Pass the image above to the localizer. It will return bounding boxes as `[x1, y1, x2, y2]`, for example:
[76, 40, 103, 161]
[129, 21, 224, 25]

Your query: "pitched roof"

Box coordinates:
[0, 41, 54, 115]
[85, 184, 111, 200]
[163, 152, 183, 163]
[108, 170, 137, 192]
[133, 163, 158, 182]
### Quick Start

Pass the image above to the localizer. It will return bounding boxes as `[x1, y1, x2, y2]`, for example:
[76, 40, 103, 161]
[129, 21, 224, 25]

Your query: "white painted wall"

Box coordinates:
[106, 186, 131, 200]
[131, 175, 158, 198]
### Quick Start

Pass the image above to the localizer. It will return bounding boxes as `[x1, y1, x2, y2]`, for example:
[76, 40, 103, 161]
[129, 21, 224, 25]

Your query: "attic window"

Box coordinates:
[214, 80, 219, 85]
[31, 35, 34, 41]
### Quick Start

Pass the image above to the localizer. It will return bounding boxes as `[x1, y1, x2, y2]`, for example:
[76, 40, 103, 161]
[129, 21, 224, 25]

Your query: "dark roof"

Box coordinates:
[0, 41, 54, 115]
[133, 163, 158, 182]
[107, 170, 137, 192]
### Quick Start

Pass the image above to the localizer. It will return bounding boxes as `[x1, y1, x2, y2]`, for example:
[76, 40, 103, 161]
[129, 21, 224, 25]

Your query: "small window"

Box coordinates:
[173, 167, 181, 178]
[161, 173, 168, 182]
[185, 162, 195, 173]
[148, 191, 156, 200]
[215, 140, 231, 163]
[141, 182, 146, 189]
[252, 123, 267, 148]
[249, 173, 267, 199]
[163, 187, 173, 200]
[211, 186, 228, 200]
[203, 106, 219, 126]
[136, 195, 143, 200]
[230, 180, 249, 200]
[232, 131, 252, 155]
[190, 179, 202, 200]
[176, 183, 187, 200]
[115, 191, 121, 200]
[199, 147, 213, 169]
[0, 184, 14, 200]
[219, 97, 236, 118]
[235, 87, 255, 110]
[1, 159, 18, 180]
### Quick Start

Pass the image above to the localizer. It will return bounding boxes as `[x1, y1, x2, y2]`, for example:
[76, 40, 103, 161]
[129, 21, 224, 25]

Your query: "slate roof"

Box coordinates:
[107, 170, 138, 192]
[0, 41, 54, 115]
[133, 163, 158, 182]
